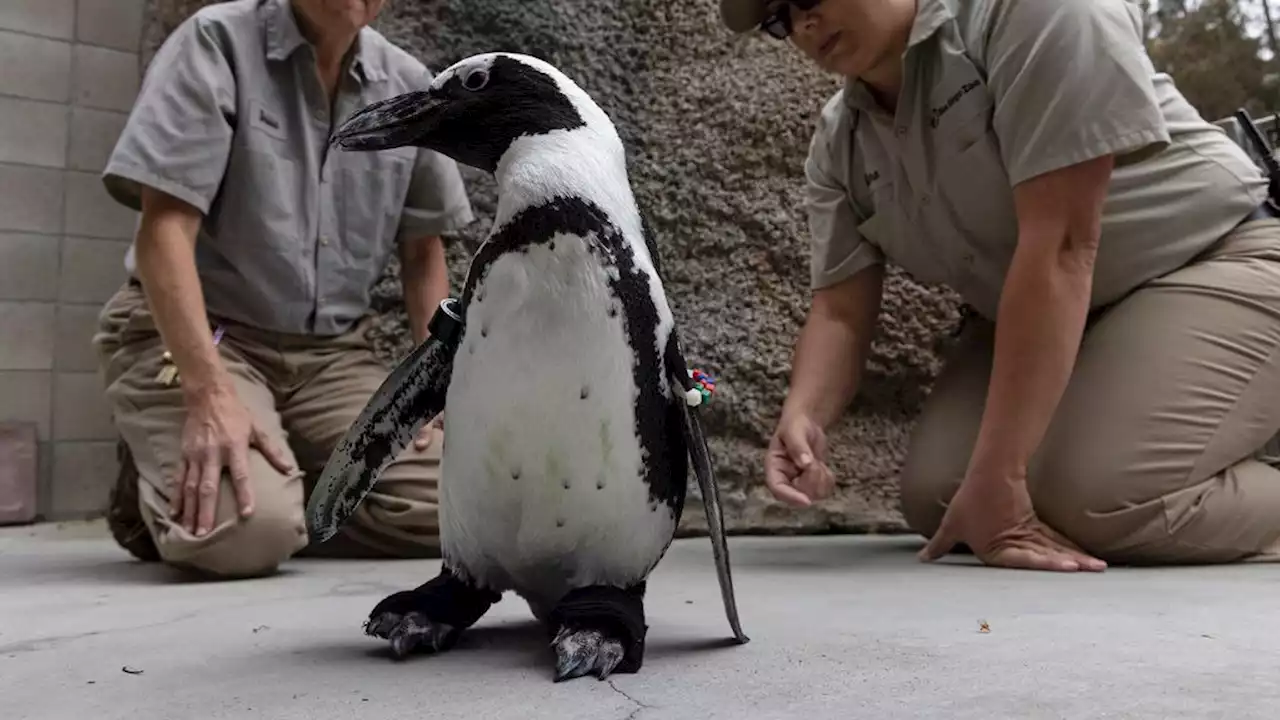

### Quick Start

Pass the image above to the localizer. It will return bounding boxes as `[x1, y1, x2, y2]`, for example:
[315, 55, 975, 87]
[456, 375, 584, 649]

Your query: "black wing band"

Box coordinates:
[305, 298, 464, 543]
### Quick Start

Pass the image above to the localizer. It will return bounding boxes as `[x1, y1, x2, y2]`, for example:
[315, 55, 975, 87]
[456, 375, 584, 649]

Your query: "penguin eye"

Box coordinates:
[462, 69, 489, 91]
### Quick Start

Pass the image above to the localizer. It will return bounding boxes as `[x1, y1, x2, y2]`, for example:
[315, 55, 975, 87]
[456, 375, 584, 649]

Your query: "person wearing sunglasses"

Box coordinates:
[719, 0, 1280, 571]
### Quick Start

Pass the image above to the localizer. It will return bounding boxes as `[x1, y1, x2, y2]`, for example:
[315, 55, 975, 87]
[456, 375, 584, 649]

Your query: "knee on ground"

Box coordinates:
[154, 478, 309, 579]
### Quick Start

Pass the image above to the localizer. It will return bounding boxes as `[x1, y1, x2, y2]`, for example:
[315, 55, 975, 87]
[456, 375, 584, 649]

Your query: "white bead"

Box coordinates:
[685, 388, 702, 406]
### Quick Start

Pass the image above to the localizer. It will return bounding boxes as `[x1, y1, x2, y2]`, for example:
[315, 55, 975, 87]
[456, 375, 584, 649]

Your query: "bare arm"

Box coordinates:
[782, 263, 885, 429]
[771, 75, 886, 506]
[134, 186, 231, 403]
[918, 154, 1112, 571]
[132, 186, 292, 534]
[765, 263, 884, 506]
[965, 154, 1112, 482]
[398, 234, 450, 344]
[960, 0, 1158, 479]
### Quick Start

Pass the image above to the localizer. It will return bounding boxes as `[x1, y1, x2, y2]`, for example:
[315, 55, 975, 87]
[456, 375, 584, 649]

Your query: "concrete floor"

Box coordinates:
[1, 521, 1278, 719]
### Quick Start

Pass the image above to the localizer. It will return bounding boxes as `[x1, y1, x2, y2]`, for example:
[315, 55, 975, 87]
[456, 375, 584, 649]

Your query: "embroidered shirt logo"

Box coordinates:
[930, 79, 981, 129]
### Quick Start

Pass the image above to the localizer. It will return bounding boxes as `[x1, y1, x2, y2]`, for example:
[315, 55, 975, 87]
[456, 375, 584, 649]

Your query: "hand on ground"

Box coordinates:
[918, 472, 1107, 572]
[764, 413, 834, 507]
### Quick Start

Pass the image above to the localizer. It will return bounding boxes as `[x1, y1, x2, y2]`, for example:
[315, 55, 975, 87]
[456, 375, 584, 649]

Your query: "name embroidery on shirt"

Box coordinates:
[930, 79, 981, 129]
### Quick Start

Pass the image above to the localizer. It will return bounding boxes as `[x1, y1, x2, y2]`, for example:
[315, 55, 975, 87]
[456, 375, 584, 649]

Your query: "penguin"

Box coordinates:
[306, 51, 749, 682]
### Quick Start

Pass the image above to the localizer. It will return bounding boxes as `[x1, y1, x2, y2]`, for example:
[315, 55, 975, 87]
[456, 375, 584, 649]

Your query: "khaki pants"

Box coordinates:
[900, 217, 1280, 565]
[93, 281, 443, 578]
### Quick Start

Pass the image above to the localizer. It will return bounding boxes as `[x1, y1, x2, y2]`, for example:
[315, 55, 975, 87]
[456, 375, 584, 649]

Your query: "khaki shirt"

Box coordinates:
[102, 0, 475, 336]
[805, 0, 1269, 319]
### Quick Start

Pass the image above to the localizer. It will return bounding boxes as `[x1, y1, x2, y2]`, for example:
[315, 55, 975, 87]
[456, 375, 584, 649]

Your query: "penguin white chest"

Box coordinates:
[439, 230, 677, 592]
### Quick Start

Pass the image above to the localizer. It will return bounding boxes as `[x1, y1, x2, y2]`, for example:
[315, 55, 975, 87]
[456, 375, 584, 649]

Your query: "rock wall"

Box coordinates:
[142, 0, 966, 535]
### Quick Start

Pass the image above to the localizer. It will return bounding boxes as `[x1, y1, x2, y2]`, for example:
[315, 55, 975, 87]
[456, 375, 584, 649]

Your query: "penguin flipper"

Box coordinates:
[305, 299, 464, 544]
[644, 209, 746, 644]
[679, 399, 749, 645]
[664, 334, 749, 646]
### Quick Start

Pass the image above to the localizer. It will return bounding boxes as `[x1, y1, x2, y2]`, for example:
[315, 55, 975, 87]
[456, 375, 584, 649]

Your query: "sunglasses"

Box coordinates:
[760, 0, 824, 39]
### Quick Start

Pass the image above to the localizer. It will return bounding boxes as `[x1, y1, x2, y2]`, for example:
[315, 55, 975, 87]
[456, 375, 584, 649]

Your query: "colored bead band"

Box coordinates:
[684, 368, 717, 407]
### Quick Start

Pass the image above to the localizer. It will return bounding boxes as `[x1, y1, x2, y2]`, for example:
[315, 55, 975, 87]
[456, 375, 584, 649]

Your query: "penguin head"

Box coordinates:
[332, 52, 601, 174]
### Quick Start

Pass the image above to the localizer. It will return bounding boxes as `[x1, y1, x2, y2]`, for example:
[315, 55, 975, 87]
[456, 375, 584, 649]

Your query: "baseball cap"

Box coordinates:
[719, 0, 772, 33]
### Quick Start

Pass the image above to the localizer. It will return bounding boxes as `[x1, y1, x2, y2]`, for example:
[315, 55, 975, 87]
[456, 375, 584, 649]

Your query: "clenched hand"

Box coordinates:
[764, 413, 835, 506]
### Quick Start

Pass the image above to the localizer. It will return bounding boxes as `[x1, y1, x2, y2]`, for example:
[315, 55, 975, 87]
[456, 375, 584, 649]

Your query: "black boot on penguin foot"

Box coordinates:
[364, 566, 501, 660]
[548, 583, 647, 682]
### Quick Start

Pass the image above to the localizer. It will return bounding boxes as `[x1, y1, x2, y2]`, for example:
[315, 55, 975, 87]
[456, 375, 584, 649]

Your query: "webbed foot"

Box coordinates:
[365, 607, 456, 658]
[547, 583, 647, 681]
[552, 627, 626, 681]
[363, 566, 501, 659]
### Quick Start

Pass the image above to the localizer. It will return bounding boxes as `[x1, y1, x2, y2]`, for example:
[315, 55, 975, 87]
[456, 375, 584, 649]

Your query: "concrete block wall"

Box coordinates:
[0, 0, 145, 521]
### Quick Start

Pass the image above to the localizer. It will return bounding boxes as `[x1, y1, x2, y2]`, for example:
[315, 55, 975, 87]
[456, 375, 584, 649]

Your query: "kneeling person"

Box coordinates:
[93, 0, 474, 578]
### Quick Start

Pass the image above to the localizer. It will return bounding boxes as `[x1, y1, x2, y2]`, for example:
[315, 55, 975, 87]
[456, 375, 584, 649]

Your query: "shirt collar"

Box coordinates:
[842, 0, 954, 113]
[262, 0, 386, 83]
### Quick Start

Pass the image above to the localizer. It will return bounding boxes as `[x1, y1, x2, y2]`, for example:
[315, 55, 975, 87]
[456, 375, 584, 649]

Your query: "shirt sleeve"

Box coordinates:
[805, 98, 883, 291]
[101, 15, 236, 214]
[976, 0, 1170, 186]
[395, 147, 477, 241]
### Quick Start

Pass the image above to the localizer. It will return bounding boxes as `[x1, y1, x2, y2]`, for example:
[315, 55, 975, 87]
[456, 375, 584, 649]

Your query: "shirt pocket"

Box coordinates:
[248, 98, 290, 142]
[934, 111, 1020, 267]
[859, 176, 949, 286]
[934, 84, 993, 159]
[338, 147, 415, 262]
[216, 98, 301, 251]
[857, 173, 897, 245]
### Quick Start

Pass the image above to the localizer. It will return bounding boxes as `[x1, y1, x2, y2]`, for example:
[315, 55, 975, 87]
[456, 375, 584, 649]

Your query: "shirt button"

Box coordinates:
[320, 237, 329, 246]
[895, 126, 907, 137]
[921, 194, 931, 206]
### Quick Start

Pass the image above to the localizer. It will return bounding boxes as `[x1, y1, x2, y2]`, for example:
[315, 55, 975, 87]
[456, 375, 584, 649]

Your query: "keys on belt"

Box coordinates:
[155, 325, 224, 387]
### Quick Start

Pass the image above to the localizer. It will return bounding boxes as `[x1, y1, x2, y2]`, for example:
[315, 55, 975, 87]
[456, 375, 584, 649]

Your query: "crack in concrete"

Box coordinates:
[607, 679, 652, 720]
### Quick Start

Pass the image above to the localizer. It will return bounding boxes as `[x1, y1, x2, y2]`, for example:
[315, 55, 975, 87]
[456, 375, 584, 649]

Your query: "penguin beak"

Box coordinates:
[331, 90, 445, 151]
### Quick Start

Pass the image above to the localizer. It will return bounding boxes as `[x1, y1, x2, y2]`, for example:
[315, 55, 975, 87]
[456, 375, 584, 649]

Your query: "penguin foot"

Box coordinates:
[366, 609, 456, 658]
[547, 583, 647, 681]
[552, 627, 626, 681]
[362, 567, 502, 660]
